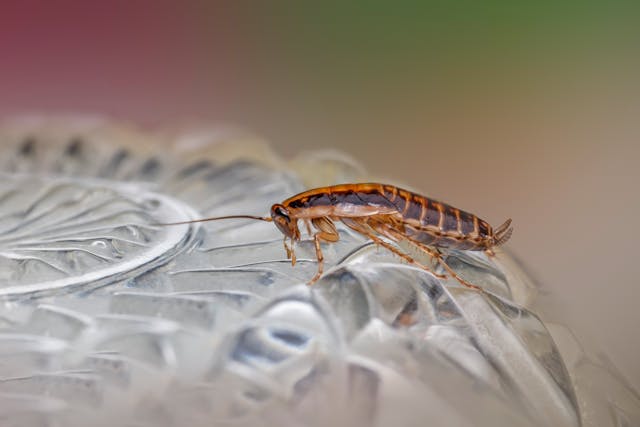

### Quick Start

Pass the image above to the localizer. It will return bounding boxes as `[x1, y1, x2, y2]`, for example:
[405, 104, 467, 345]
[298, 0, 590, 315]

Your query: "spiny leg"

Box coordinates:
[283, 236, 291, 258]
[370, 220, 480, 289]
[341, 218, 434, 273]
[409, 240, 482, 291]
[307, 217, 340, 285]
[308, 229, 339, 285]
[283, 236, 296, 266]
[309, 233, 324, 285]
[344, 217, 483, 292]
[368, 221, 447, 279]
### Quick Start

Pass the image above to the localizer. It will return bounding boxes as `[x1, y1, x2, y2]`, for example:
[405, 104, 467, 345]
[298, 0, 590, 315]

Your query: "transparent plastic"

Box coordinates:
[0, 117, 637, 427]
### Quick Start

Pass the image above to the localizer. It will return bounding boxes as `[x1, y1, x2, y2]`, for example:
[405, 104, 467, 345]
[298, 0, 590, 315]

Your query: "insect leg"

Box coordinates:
[407, 240, 482, 291]
[304, 219, 313, 236]
[307, 217, 340, 285]
[341, 218, 427, 270]
[309, 234, 325, 285]
[283, 236, 297, 266]
[283, 236, 291, 259]
[368, 221, 447, 279]
[308, 230, 339, 285]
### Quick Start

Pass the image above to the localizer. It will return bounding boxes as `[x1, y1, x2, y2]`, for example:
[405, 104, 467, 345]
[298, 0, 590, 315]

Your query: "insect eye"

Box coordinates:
[271, 204, 290, 222]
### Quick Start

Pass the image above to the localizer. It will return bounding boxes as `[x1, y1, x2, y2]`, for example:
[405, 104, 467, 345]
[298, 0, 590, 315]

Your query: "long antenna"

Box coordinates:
[156, 215, 273, 226]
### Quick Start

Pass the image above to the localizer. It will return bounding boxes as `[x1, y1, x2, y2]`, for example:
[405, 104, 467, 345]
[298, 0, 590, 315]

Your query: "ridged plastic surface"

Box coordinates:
[0, 117, 637, 427]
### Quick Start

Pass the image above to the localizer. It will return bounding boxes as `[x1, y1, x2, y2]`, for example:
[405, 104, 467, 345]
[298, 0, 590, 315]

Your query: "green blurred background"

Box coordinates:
[1, 1, 638, 387]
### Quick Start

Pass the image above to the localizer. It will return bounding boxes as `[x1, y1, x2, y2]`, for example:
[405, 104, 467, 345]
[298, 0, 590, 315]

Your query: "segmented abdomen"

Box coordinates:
[381, 185, 492, 250]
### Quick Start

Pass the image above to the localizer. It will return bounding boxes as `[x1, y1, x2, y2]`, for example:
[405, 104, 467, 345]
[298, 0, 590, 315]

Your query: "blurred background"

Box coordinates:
[1, 1, 638, 387]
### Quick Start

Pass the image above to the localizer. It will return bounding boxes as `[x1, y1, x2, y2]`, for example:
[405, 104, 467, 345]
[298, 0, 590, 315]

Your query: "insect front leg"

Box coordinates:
[283, 236, 296, 266]
[308, 232, 340, 285]
[308, 217, 339, 285]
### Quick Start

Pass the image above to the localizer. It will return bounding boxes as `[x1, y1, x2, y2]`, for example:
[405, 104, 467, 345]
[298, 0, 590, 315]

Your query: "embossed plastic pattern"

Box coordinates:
[0, 118, 637, 427]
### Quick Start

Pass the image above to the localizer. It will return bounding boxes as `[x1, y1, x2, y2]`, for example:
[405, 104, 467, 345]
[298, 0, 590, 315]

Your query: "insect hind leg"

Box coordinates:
[342, 218, 446, 279]
[373, 223, 481, 291]
[428, 247, 482, 291]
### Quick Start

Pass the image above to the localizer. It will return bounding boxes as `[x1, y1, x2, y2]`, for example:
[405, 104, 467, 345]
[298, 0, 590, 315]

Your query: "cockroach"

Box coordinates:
[161, 183, 513, 290]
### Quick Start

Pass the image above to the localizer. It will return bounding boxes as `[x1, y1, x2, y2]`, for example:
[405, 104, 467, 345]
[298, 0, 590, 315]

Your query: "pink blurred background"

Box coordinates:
[1, 2, 639, 387]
